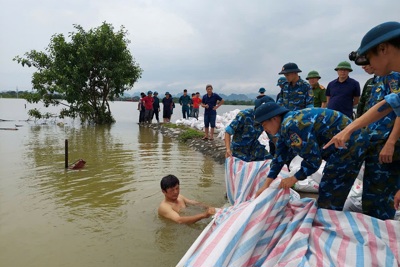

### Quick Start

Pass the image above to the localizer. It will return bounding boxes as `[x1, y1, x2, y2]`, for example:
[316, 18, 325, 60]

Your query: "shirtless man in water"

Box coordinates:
[158, 175, 216, 224]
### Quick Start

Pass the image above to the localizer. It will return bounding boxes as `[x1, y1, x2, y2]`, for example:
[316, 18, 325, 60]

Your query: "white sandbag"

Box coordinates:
[256, 132, 270, 152]
[289, 156, 323, 185]
[292, 178, 319, 193]
[343, 178, 363, 212]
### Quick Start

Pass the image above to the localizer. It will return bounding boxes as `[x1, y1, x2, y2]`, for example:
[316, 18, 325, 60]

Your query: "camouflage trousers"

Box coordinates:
[362, 140, 400, 220]
[317, 129, 369, 211]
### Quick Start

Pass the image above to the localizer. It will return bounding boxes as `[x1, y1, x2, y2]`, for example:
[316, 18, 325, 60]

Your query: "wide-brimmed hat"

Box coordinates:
[276, 77, 287, 86]
[147, 90, 153, 94]
[357, 21, 400, 56]
[279, 62, 302, 74]
[254, 102, 289, 123]
[334, 61, 353, 72]
[165, 92, 170, 95]
[259, 87, 266, 93]
[153, 91, 158, 95]
[254, 95, 275, 109]
[306, 70, 321, 80]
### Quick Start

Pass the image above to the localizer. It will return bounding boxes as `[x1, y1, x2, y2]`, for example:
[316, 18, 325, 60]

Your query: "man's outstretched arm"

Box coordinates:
[158, 203, 214, 224]
[323, 101, 393, 149]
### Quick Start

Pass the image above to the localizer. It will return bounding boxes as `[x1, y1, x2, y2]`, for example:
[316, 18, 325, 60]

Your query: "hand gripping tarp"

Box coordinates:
[177, 157, 400, 267]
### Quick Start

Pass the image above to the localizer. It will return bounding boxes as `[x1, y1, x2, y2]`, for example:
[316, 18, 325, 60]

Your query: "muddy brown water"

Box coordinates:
[1, 99, 260, 267]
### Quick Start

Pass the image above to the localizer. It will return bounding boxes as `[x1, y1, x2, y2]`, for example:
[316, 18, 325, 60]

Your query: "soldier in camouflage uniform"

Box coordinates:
[254, 102, 368, 211]
[356, 65, 375, 118]
[276, 63, 314, 111]
[361, 71, 400, 220]
[276, 77, 287, 102]
[306, 70, 327, 108]
[224, 95, 275, 162]
[325, 21, 400, 214]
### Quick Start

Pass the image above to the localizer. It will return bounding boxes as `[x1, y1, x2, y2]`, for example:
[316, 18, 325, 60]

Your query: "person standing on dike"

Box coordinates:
[152, 91, 160, 123]
[138, 92, 146, 124]
[201, 84, 224, 141]
[191, 92, 202, 120]
[179, 89, 191, 119]
[326, 61, 360, 119]
[276, 62, 314, 110]
[162, 92, 173, 123]
[306, 70, 327, 108]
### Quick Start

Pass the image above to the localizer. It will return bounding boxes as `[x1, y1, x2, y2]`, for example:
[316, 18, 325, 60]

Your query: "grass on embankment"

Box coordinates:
[163, 123, 204, 142]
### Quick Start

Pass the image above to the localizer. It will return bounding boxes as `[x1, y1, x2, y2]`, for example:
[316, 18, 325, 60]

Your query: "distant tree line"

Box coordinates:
[0, 90, 44, 99]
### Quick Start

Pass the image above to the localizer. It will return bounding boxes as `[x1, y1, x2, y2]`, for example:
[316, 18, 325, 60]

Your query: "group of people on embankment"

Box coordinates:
[137, 84, 225, 141]
[137, 88, 207, 124]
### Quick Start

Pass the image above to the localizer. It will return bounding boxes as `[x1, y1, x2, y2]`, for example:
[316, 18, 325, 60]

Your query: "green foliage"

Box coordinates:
[178, 128, 204, 142]
[27, 108, 57, 122]
[163, 123, 186, 129]
[163, 123, 204, 142]
[13, 22, 143, 124]
[0, 90, 35, 99]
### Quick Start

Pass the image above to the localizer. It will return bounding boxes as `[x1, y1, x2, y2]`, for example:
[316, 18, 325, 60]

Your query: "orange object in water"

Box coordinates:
[69, 159, 86, 170]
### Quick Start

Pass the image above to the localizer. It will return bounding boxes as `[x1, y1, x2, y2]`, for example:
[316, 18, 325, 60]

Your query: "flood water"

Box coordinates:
[0, 98, 251, 267]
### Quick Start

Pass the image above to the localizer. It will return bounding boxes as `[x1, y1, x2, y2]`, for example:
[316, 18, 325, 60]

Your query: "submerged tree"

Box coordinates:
[14, 22, 143, 124]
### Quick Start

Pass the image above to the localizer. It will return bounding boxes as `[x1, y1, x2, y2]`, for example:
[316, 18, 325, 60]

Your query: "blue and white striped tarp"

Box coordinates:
[177, 157, 400, 267]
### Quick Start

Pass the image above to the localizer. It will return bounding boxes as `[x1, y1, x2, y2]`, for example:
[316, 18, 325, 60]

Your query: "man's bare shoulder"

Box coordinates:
[158, 200, 172, 215]
[158, 195, 186, 215]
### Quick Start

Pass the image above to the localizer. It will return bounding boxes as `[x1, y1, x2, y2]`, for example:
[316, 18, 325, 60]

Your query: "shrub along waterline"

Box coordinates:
[163, 123, 204, 142]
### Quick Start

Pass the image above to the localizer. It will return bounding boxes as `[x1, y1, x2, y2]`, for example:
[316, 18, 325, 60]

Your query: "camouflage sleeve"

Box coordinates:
[305, 83, 314, 108]
[289, 130, 323, 180]
[276, 92, 283, 106]
[357, 78, 375, 117]
[267, 136, 288, 178]
[225, 111, 245, 135]
[385, 93, 400, 116]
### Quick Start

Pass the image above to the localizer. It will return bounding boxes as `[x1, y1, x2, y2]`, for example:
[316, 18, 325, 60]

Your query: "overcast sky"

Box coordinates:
[1, 0, 400, 96]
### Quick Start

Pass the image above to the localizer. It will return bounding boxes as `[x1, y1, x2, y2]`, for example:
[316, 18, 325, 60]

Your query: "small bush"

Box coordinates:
[178, 128, 204, 142]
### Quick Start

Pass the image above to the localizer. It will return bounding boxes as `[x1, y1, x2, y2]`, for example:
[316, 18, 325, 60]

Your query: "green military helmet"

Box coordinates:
[306, 70, 321, 80]
[334, 61, 353, 72]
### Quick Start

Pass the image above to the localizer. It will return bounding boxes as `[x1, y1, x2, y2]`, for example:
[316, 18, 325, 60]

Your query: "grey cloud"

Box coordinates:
[1, 0, 400, 96]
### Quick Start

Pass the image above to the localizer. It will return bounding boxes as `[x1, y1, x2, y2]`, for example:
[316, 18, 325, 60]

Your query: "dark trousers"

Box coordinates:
[362, 140, 400, 220]
[152, 110, 159, 122]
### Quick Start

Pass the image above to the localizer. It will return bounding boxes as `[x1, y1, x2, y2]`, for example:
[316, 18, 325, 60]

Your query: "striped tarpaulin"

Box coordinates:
[177, 157, 400, 267]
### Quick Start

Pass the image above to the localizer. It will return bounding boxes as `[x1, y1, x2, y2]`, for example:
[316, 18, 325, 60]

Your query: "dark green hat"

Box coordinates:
[334, 61, 353, 72]
[306, 70, 321, 80]
[358, 21, 400, 55]
[278, 62, 302, 74]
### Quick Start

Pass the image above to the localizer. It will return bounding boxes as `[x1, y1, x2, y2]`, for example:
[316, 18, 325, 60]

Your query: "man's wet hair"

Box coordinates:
[160, 175, 180, 191]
